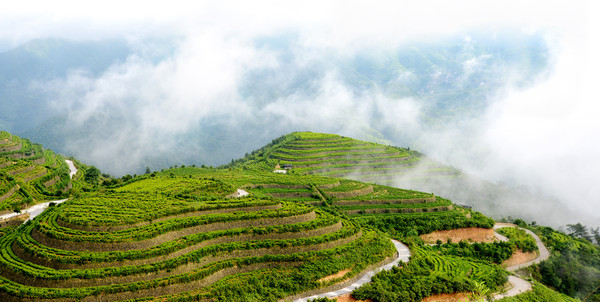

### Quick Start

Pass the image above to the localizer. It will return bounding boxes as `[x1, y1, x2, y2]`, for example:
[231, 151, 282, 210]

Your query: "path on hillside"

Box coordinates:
[493, 275, 532, 300]
[491, 223, 551, 300]
[1, 160, 76, 223]
[0, 199, 68, 222]
[65, 159, 77, 179]
[294, 239, 410, 302]
[227, 189, 249, 198]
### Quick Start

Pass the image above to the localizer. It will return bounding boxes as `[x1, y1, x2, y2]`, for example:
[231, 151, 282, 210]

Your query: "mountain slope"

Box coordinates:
[0, 131, 90, 213]
[228, 131, 458, 184]
[0, 133, 585, 301]
[230, 131, 585, 227]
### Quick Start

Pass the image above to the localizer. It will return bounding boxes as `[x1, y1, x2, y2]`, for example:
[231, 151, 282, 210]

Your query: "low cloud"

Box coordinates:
[12, 0, 600, 225]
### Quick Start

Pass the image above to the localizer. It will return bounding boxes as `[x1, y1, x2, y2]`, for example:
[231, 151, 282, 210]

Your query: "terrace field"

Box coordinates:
[0, 131, 90, 213]
[227, 131, 459, 186]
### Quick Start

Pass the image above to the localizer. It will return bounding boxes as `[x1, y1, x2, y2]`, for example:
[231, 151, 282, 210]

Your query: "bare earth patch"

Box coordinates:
[421, 293, 470, 302]
[420, 227, 497, 243]
[318, 269, 351, 283]
[335, 293, 372, 302]
[502, 249, 538, 267]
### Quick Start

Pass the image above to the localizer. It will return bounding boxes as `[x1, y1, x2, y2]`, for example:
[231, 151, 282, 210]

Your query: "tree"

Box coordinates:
[592, 228, 600, 246]
[567, 223, 592, 241]
[145, 166, 151, 174]
[84, 166, 100, 184]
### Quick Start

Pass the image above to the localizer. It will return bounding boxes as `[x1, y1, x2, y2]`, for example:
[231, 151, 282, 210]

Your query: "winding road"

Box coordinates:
[491, 223, 550, 300]
[494, 223, 550, 271]
[65, 159, 77, 179]
[293, 223, 549, 302]
[294, 239, 411, 302]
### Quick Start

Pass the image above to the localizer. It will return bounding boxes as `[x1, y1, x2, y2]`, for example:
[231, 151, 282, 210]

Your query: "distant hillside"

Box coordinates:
[229, 131, 583, 227]
[0, 39, 131, 133]
[228, 131, 458, 184]
[0, 33, 549, 176]
[0, 131, 91, 213]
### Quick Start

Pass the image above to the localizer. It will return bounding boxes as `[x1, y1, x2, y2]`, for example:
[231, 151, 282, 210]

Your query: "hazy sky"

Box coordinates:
[2, 1, 600, 221]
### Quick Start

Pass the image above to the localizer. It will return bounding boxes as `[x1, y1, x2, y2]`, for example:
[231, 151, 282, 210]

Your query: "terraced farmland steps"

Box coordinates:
[230, 131, 459, 185]
[0, 172, 394, 302]
[0, 158, 77, 223]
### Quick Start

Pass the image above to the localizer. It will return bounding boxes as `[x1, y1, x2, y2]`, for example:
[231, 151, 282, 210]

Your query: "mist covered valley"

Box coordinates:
[1, 1, 598, 230]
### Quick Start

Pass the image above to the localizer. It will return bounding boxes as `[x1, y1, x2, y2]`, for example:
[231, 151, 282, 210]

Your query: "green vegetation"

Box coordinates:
[525, 224, 600, 300]
[0, 131, 580, 301]
[498, 281, 579, 302]
[226, 131, 458, 185]
[432, 241, 514, 264]
[0, 166, 399, 301]
[352, 244, 508, 302]
[353, 210, 494, 238]
[496, 227, 538, 253]
[0, 131, 94, 212]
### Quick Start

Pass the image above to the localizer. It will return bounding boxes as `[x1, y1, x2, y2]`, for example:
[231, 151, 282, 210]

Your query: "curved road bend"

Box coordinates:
[294, 239, 410, 302]
[491, 223, 551, 300]
[493, 223, 550, 271]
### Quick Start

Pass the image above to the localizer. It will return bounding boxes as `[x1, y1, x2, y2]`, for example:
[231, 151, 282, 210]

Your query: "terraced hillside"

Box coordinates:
[228, 131, 458, 186]
[0, 131, 85, 213]
[0, 163, 575, 301]
[0, 168, 397, 301]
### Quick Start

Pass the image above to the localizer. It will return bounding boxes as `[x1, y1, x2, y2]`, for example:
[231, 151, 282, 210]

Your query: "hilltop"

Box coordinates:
[227, 131, 458, 184]
[228, 132, 584, 227]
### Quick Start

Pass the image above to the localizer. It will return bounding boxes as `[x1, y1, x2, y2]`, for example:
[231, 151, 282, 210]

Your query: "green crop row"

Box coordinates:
[18, 210, 339, 264]
[0, 174, 17, 197]
[340, 198, 451, 210]
[154, 229, 395, 302]
[0, 220, 358, 282]
[42, 150, 58, 167]
[292, 132, 349, 141]
[336, 185, 433, 201]
[353, 210, 494, 238]
[58, 193, 278, 226]
[37, 203, 312, 243]
[285, 140, 370, 149]
[352, 244, 507, 302]
[496, 227, 538, 253]
[322, 180, 368, 193]
[275, 144, 389, 155]
[291, 157, 418, 171]
[272, 150, 406, 162]
[249, 187, 313, 194]
[0, 228, 390, 301]
[114, 177, 236, 198]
